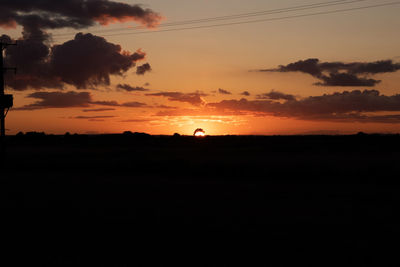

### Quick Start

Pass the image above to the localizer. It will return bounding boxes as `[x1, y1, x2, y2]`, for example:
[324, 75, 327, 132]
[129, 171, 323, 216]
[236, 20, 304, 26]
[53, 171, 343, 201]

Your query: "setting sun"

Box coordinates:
[194, 128, 206, 137]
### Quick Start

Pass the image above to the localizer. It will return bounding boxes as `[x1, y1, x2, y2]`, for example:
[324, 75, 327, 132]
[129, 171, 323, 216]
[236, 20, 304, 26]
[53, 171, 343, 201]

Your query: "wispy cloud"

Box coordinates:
[218, 88, 232, 95]
[146, 91, 208, 106]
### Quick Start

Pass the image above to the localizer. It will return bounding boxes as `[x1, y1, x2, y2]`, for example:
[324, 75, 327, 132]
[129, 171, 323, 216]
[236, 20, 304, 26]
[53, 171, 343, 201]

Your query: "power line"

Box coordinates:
[9, 0, 400, 41]
[92, 1, 400, 37]
[48, 0, 367, 37]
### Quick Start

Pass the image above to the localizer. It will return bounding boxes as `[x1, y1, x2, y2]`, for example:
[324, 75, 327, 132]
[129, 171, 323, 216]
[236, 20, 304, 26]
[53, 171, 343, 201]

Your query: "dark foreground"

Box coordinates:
[1, 133, 399, 266]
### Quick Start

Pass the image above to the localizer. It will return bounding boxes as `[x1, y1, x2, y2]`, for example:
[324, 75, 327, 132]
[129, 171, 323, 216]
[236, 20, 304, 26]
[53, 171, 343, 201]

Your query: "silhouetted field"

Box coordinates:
[1, 133, 399, 266]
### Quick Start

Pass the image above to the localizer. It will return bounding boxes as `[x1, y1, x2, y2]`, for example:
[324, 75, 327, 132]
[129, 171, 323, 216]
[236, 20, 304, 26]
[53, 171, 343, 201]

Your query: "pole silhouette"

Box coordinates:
[0, 41, 16, 143]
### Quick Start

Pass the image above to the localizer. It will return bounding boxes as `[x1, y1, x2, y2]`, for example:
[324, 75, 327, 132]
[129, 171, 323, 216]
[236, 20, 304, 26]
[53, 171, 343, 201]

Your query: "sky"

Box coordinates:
[1, 0, 400, 135]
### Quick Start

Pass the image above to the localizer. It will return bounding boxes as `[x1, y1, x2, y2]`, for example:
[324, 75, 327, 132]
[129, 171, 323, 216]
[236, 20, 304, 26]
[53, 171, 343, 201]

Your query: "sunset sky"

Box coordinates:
[2, 0, 400, 135]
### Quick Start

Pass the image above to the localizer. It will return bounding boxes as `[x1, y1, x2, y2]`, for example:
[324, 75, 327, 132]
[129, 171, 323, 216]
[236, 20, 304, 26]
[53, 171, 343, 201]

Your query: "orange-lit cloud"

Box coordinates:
[1, 0, 162, 31]
[207, 89, 400, 123]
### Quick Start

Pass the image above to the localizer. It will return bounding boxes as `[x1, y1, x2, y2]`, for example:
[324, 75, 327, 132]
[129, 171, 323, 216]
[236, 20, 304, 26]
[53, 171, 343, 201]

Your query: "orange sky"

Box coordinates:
[2, 0, 400, 135]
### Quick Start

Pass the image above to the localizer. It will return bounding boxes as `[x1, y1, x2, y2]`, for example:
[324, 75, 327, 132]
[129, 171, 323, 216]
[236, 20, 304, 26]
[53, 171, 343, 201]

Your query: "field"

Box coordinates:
[1, 133, 399, 266]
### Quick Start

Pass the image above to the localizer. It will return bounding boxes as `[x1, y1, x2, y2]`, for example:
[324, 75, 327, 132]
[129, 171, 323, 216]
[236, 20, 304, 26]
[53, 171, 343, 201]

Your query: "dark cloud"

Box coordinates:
[121, 102, 147, 108]
[257, 90, 296, 101]
[73, 115, 116, 120]
[15, 91, 92, 110]
[90, 100, 120, 107]
[315, 73, 378, 87]
[262, 58, 400, 87]
[154, 108, 245, 117]
[1, 0, 159, 91]
[51, 33, 146, 88]
[117, 84, 149, 92]
[2, 32, 64, 90]
[240, 91, 251, 96]
[153, 104, 178, 109]
[136, 63, 152, 75]
[0, 0, 162, 32]
[120, 119, 152, 123]
[146, 91, 207, 106]
[82, 108, 115, 112]
[218, 88, 232, 95]
[15, 91, 147, 110]
[91, 100, 147, 108]
[207, 90, 400, 123]
[4, 33, 147, 90]
[264, 58, 322, 76]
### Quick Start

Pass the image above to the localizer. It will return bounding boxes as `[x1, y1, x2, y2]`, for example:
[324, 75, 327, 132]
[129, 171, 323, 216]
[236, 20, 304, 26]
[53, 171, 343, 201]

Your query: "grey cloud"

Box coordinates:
[4, 33, 147, 90]
[136, 63, 152, 75]
[262, 58, 400, 87]
[15, 91, 92, 110]
[0, 0, 162, 33]
[15, 91, 147, 110]
[91, 100, 147, 108]
[257, 90, 296, 101]
[218, 88, 232, 95]
[208, 90, 400, 123]
[73, 115, 116, 119]
[146, 91, 207, 106]
[117, 84, 149, 92]
[82, 108, 116, 112]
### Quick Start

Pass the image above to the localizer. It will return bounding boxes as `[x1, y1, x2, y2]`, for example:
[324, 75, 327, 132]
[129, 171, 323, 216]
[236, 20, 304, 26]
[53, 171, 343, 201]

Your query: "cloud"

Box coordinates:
[0, 0, 162, 31]
[3, 32, 147, 90]
[91, 100, 147, 108]
[117, 84, 149, 92]
[120, 119, 152, 123]
[315, 73, 378, 87]
[82, 108, 116, 112]
[51, 33, 146, 88]
[1, 0, 160, 91]
[218, 88, 232, 95]
[121, 102, 147, 108]
[153, 104, 178, 109]
[136, 63, 152, 75]
[207, 90, 400, 123]
[73, 115, 116, 120]
[15, 91, 147, 110]
[154, 107, 245, 117]
[261, 58, 400, 87]
[240, 91, 251, 96]
[256, 90, 296, 101]
[15, 91, 92, 110]
[146, 91, 208, 106]
[90, 100, 120, 107]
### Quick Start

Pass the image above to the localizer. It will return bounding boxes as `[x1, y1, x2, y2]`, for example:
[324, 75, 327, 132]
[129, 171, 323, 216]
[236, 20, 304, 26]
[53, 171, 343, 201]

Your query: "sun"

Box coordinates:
[194, 128, 206, 137]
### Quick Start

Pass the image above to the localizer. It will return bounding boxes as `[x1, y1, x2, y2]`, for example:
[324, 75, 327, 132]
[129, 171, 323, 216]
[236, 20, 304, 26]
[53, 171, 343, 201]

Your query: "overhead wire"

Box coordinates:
[94, 1, 400, 37]
[7, 0, 400, 41]
[47, 0, 368, 37]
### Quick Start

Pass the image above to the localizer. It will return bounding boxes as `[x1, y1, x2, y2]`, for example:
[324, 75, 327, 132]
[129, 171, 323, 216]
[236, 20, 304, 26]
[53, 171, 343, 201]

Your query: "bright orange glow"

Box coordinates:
[195, 131, 205, 137]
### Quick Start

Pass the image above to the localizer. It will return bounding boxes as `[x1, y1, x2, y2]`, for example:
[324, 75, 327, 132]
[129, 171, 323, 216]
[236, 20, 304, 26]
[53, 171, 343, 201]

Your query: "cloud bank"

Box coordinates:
[208, 89, 400, 123]
[1, 0, 161, 91]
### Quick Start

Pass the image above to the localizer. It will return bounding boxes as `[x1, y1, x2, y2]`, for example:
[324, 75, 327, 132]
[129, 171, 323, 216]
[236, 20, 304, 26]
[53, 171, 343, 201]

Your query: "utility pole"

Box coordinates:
[0, 41, 17, 145]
